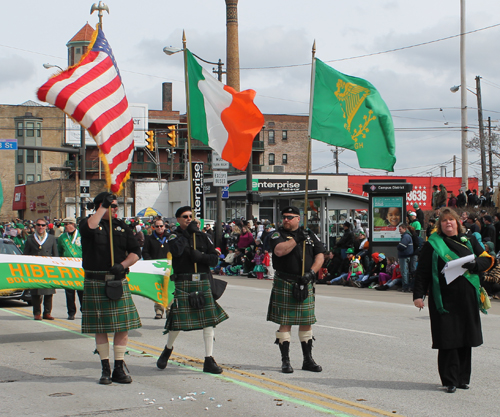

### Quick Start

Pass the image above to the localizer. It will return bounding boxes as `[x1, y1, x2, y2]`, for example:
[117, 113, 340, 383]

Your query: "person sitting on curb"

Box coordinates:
[326, 249, 355, 285]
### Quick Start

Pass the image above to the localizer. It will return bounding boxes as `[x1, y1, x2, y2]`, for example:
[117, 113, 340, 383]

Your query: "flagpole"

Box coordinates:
[91, 2, 114, 266]
[302, 40, 316, 275]
[182, 30, 197, 272]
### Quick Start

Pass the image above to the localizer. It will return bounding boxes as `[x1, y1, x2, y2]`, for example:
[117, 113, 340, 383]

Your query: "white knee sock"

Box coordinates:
[96, 343, 109, 360]
[298, 330, 313, 343]
[166, 330, 180, 349]
[203, 327, 215, 357]
[114, 345, 127, 361]
[276, 331, 291, 344]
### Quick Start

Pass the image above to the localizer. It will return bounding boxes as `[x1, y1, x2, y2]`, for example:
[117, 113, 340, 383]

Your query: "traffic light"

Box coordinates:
[145, 130, 155, 151]
[167, 125, 177, 147]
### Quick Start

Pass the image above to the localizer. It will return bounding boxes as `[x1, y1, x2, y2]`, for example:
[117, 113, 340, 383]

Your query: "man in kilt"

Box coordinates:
[268, 206, 325, 373]
[80, 192, 142, 385]
[156, 206, 228, 374]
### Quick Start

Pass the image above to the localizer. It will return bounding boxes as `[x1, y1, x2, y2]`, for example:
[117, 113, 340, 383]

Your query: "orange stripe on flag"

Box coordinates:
[220, 86, 264, 171]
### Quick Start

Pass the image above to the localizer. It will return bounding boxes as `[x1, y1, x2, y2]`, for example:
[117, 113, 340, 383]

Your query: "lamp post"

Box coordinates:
[163, 46, 226, 249]
[451, 76, 487, 192]
[43, 63, 86, 218]
[459, 0, 468, 191]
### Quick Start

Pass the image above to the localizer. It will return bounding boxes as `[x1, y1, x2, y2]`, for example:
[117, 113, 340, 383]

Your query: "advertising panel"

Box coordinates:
[372, 196, 403, 242]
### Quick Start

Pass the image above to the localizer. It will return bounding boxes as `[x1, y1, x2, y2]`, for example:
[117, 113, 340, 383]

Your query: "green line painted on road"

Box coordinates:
[0, 307, 377, 417]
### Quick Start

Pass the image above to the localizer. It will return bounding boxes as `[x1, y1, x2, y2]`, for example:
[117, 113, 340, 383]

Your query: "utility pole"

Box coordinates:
[476, 75, 487, 192]
[453, 155, 456, 177]
[488, 117, 493, 188]
[335, 147, 339, 174]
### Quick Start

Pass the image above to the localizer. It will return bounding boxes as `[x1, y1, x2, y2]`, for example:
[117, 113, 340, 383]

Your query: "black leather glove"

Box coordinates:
[101, 193, 115, 209]
[109, 263, 125, 275]
[462, 260, 478, 273]
[301, 269, 316, 285]
[187, 220, 199, 234]
[190, 249, 205, 263]
[294, 226, 308, 245]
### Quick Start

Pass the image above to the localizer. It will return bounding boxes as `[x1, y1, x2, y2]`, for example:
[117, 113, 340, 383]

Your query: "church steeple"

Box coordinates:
[66, 22, 94, 66]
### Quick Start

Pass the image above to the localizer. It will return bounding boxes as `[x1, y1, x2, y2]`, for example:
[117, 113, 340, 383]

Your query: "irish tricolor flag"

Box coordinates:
[186, 49, 264, 171]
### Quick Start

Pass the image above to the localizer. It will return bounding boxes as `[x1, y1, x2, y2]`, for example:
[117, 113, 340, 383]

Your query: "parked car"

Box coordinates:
[0, 238, 32, 305]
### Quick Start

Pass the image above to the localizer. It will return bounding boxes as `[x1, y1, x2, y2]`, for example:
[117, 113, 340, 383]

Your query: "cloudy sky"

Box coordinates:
[2, 0, 500, 178]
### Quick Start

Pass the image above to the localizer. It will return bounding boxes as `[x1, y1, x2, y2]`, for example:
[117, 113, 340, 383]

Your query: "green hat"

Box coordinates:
[16, 223, 25, 229]
[346, 248, 354, 254]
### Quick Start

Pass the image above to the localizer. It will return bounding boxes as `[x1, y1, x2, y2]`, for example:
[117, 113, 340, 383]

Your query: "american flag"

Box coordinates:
[37, 26, 134, 194]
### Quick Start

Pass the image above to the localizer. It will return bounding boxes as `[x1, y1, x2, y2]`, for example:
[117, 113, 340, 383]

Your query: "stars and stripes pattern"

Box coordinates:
[37, 26, 134, 194]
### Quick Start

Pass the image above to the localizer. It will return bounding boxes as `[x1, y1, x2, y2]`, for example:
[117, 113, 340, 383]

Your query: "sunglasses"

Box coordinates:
[155, 225, 165, 228]
[36, 224, 47, 227]
[181, 215, 193, 219]
[110, 204, 118, 209]
[282, 215, 298, 221]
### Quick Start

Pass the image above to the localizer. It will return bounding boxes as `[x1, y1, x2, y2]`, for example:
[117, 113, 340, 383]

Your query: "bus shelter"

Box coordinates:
[266, 190, 369, 250]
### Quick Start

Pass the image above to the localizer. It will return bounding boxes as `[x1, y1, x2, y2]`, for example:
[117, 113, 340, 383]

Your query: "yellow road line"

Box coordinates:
[3, 307, 404, 417]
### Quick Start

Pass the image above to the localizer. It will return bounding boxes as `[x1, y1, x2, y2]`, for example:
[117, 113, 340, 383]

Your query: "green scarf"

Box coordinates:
[58, 230, 82, 258]
[427, 233, 483, 314]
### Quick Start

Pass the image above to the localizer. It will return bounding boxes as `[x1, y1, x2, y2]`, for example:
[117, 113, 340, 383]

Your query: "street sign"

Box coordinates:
[222, 186, 229, 199]
[0, 139, 17, 150]
[212, 151, 230, 169]
[80, 180, 90, 197]
[213, 171, 228, 187]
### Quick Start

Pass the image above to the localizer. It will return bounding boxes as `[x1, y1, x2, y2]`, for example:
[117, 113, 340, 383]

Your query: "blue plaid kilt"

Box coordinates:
[267, 275, 316, 326]
[164, 280, 228, 333]
[82, 279, 141, 334]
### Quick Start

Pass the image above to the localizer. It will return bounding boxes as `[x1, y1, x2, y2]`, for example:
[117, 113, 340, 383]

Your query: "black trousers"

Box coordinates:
[32, 295, 53, 316]
[437, 347, 472, 386]
[65, 289, 83, 316]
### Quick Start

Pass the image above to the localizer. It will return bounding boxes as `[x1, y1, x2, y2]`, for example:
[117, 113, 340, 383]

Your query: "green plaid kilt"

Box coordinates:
[82, 279, 142, 334]
[267, 275, 316, 326]
[164, 280, 228, 333]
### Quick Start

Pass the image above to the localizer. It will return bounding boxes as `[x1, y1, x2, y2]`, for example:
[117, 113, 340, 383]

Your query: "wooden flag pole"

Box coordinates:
[182, 30, 197, 273]
[302, 40, 316, 275]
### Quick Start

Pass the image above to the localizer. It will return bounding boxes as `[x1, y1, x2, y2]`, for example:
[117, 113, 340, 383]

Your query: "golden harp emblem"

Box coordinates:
[335, 79, 376, 143]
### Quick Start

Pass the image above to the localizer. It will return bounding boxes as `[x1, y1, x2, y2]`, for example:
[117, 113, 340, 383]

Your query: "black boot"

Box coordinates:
[111, 360, 132, 383]
[277, 340, 293, 373]
[203, 356, 223, 374]
[156, 346, 173, 369]
[99, 359, 112, 385]
[301, 339, 322, 372]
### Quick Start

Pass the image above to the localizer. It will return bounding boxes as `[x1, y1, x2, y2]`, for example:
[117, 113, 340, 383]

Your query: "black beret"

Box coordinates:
[175, 206, 192, 218]
[281, 206, 300, 216]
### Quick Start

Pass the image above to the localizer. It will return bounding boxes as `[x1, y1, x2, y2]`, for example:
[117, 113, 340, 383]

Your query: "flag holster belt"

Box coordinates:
[172, 273, 210, 282]
[275, 271, 302, 283]
[85, 271, 126, 281]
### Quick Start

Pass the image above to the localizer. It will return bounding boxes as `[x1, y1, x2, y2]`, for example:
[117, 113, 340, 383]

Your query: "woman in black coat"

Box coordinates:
[413, 208, 494, 393]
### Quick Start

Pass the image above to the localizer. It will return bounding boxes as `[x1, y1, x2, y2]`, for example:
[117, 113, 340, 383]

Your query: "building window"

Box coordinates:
[17, 149, 23, 163]
[76, 48, 81, 54]
[26, 149, 35, 163]
[36, 123, 41, 137]
[26, 174, 34, 183]
[269, 153, 275, 165]
[268, 130, 275, 144]
[26, 122, 34, 137]
[17, 174, 23, 184]
[136, 150, 144, 163]
[17, 122, 23, 137]
[282, 130, 288, 141]
[282, 154, 288, 164]
[37, 151, 41, 163]
[37, 174, 41, 182]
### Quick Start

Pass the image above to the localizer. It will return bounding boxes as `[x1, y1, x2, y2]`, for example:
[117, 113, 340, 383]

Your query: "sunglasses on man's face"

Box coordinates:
[181, 215, 193, 219]
[110, 204, 118, 209]
[282, 215, 298, 221]
[36, 224, 47, 227]
[155, 225, 165, 228]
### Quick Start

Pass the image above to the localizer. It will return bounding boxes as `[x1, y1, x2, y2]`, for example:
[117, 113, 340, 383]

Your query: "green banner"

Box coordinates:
[0, 255, 175, 305]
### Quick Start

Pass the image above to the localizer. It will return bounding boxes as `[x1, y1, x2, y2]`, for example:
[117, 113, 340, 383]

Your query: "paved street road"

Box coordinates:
[1, 277, 500, 417]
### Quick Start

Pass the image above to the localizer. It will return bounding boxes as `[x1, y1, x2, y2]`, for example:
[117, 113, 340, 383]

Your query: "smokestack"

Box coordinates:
[162, 82, 172, 112]
[225, 0, 240, 91]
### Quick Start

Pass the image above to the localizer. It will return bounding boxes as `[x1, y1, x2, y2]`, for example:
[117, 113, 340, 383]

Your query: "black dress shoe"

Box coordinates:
[446, 386, 456, 393]
[458, 384, 469, 389]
